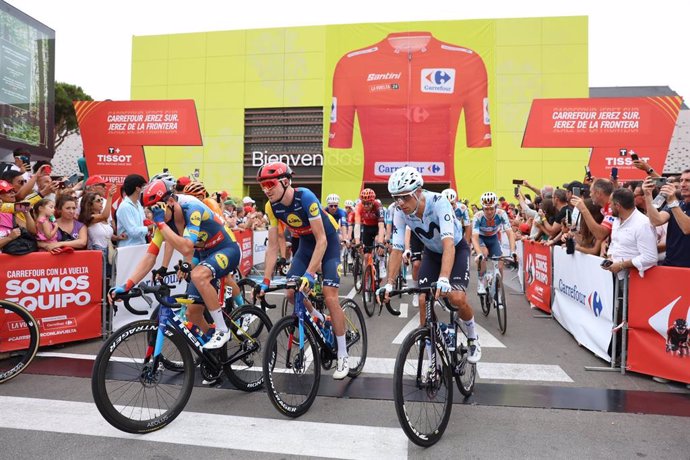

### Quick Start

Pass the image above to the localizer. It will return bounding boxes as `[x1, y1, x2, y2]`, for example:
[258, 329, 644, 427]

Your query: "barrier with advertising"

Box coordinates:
[627, 266, 690, 383]
[522, 240, 552, 313]
[234, 229, 253, 277]
[112, 243, 187, 330]
[551, 246, 615, 361]
[252, 229, 268, 266]
[0, 251, 103, 351]
[516, 240, 524, 291]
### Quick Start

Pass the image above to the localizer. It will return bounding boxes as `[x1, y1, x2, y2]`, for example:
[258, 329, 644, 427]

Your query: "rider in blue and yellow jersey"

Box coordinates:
[257, 162, 350, 380]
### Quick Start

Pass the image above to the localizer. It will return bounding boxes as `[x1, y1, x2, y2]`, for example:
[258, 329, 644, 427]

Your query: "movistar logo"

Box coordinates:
[367, 72, 401, 81]
[414, 222, 440, 240]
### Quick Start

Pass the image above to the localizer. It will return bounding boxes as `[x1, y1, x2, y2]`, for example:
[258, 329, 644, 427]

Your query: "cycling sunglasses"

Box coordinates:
[392, 192, 415, 205]
[328, 204, 339, 208]
[260, 179, 279, 192]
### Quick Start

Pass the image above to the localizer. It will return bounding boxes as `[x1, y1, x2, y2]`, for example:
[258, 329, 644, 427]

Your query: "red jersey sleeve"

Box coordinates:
[461, 50, 491, 148]
[328, 56, 355, 149]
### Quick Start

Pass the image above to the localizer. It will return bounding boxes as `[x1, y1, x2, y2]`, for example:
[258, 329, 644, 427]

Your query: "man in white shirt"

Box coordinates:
[602, 188, 658, 279]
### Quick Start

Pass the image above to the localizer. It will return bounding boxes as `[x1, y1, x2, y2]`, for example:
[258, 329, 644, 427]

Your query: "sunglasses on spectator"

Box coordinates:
[93, 197, 104, 203]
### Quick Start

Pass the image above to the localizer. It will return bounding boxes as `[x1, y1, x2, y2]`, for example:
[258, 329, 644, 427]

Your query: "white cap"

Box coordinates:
[242, 196, 255, 204]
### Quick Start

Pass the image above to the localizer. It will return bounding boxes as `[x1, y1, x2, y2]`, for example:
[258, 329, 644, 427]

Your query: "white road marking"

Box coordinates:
[477, 363, 573, 382]
[0, 396, 408, 460]
[392, 317, 420, 344]
[399, 302, 408, 318]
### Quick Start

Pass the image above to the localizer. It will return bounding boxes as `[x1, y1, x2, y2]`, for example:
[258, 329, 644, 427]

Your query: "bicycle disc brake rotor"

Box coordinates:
[140, 361, 164, 387]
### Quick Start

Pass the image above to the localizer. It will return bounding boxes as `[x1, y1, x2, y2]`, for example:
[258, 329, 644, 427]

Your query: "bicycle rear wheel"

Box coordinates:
[222, 306, 272, 391]
[0, 300, 40, 384]
[339, 299, 367, 377]
[362, 266, 375, 317]
[393, 327, 453, 447]
[495, 276, 507, 334]
[91, 320, 194, 433]
[263, 316, 321, 418]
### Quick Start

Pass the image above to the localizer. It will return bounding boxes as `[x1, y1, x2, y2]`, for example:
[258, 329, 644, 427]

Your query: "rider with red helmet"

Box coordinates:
[353, 188, 386, 279]
[111, 178, 241, 350]
[257, 162, 351, 380]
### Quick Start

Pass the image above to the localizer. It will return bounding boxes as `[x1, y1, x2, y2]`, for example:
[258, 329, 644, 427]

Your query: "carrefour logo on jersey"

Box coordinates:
[421, 68, 455, 94]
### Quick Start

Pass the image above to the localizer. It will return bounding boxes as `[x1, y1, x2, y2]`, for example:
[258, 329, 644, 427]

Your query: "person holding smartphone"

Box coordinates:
[0, 179, 37, 253]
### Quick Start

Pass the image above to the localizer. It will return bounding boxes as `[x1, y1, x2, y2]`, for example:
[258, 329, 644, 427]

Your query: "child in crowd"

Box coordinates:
[34, 198, 59, 243]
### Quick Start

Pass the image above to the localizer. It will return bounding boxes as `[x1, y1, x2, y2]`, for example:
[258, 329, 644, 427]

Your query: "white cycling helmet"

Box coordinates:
[388, 166, 424, 195]
[480, 191, 498, 208]
[442, 188, 457, 202]
[344, 199, 355, 208]
[326, 193, 340, 205]
[150, 171, 176, 189]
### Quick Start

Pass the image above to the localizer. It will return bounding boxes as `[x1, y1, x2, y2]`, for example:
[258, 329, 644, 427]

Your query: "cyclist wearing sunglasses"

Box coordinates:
[471, 191, 517, 295]
[257, 162, 351, 379]
[110, 179, 241, 350]
[354, 188, 385, 277]
[325, 193, 349, 244]
[378, 166, 481, 363]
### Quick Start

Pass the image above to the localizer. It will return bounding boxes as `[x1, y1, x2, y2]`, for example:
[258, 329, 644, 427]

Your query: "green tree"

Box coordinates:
[54, 82, 92, 149]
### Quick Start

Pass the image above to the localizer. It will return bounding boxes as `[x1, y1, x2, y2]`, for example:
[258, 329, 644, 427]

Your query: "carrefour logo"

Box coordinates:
[558, 279, 603, 317]
[421, 68, 455, 94]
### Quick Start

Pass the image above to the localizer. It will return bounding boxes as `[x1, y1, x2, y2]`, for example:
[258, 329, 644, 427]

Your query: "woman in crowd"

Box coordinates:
[573, 198, 604, 255]
[38, 194, 87, 253]
[533, 198, 557, 242]
[79, 190, 125, 272]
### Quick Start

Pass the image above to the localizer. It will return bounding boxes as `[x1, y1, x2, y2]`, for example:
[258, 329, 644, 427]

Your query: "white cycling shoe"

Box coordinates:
[333, 357, 349, 380]
[203, 330, 231, 350]
[467, 338, 482, 364]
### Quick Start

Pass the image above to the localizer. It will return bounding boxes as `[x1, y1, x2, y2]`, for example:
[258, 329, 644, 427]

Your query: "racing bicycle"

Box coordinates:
[0, 300, 40, 384]
[356, 243, 385, 317]
[477, 255, 514, 334]
[92, 279, 272, 433]
[386, 284, 477, 447]
[259, 280, 367, 418]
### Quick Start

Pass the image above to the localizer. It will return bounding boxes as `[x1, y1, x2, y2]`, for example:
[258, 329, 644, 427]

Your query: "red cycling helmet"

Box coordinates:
[360, 188, 376, 202]
[256, 162, 293, 182]
[141, 179, 173, 207]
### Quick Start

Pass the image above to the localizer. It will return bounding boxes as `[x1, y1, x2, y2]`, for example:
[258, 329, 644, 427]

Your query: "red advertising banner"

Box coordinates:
[327, 32, 492, 184]
[588, 146, 669, 182]
[523, 240, 552, 313]
[233, 229, 253, 277]
[0, 251, 103, 352]
[522, 97, 682, 148]
[627, 266, 690, 384]
[74, 100, 202, 146]
[82, 144, 149, 189]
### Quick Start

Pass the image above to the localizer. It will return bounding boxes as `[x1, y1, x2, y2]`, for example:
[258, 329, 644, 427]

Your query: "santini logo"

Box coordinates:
[367, 72, 401, 81]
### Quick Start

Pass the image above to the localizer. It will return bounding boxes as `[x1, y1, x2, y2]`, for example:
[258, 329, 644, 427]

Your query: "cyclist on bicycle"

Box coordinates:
[471, 192, 517, 295]
[442, 188, 471, 243]
[257, 162, 351, 379]
[378, 167, 481, 363]
[325, 193, 349, 243]
[354, 188, 386, 281]
[109, 179, 241, 350]
[667, 318, 689, 356]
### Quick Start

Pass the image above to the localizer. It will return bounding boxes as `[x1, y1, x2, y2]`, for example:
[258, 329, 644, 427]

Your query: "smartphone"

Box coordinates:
[572, 186, 581, 197]
[600, 259, 613, 268]
[653, 177, 668, 187]
[63, 173, 80, 187]
[514, 186, 520, 198]
[512, 179, 524, 185]
[611, 167, 618, 180]
[14, 202, 31, 213]
[585, 165, 592, 179]
[630, 153, 639, 161]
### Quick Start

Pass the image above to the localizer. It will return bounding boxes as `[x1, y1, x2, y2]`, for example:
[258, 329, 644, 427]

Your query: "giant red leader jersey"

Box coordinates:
[328, 32, 492, 184]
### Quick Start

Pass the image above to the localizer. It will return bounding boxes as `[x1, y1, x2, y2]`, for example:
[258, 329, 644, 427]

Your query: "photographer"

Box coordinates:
[643, 170, 690, 268]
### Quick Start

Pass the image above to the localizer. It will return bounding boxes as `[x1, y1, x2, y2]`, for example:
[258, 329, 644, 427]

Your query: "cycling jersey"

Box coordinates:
[346, 210, 355, 226]
[329, 32, 491, 183]
[327, 206, 348, 228]
[147, 196, 237, 256]
[454, 203, 471, 227]
[355, 201, 384, 227]
[667, 328, 688, 346]
[265, 187, 339, 240]
[472, 209, 510, 238]
[391, 190, 463, 254]
[384, 202, 397, 226]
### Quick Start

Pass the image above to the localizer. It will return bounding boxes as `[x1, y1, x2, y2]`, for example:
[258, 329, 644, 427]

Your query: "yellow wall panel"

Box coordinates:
[131, 60, 168, 87]
[496, 46, 542, 75]
[244, 81, 284, 108]
[132, 35, 168, 61]
[206, 30, 246, 57]
[205, 82, 245, 109]
[542, 16, 587, 44]
[168, 33, 206, 59]
[204, 109, 244, 137]
[284, 52, 325, 80]
[131, 85, 168, 100]
[494, 102, 533, 133]
[166, 85, 206, 110]
[168, 58, 206, 85]
[284, 80, 324, 107]
[495, 18, 542, 46]
[245, 54, 285, 81]
[543, 45, 588, 74]
[246, 28, 285, 54]
[285, 26, 326, 53]
[542, 74, 589, 98]
[496, 74, 543, 104]
[206, 56, 245, 83]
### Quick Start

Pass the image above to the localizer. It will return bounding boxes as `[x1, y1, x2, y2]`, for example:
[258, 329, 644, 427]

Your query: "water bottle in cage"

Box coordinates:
[439, 323, 452, 349]
[447, 327, 456, 352]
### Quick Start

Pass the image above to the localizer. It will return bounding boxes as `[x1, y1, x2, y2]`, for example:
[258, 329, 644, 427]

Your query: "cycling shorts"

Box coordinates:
[410, 232, 423, 262]
[478, 234, 503, 258]
[287, 233, 341, 288]
[360, 225, 379, 253]
[418, 239, 470, 292]
[186, 240, 241, 302]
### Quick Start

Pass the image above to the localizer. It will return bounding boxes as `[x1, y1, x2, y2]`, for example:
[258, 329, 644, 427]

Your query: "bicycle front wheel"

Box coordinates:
[393, 327, 453, 447]
[91, 320, 194, 433]
[263, 316, 321, 418]
[362, 266, 376, 317]
[223, 306, 272, 391]
[339, 298, 367, 377]
[353, 255, 362, 293]
[456, 351, 476, 397]
[0, 300, 40, 384]
[495, 276, 507, 335]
